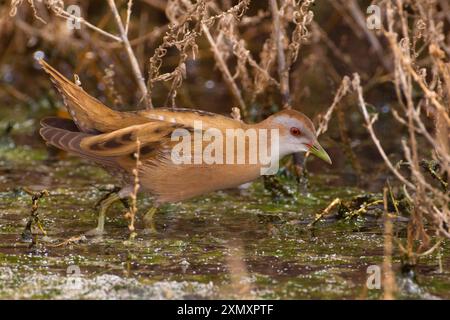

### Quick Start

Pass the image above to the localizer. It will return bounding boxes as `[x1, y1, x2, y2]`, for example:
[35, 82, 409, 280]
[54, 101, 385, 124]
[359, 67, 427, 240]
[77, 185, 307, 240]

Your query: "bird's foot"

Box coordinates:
[143, 206, 158, 233]
[94, 186, 121, 209]
[142, 225, 157, 234]
[89, 187, 128, 237]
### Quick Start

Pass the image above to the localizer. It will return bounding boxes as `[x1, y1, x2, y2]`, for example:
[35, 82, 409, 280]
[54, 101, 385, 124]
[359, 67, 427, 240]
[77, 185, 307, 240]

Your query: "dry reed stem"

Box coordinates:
[397, 237, 444, 259]
[202, 22, 248, 118]
[124, 0, 133, 35]
[23, 1, 123, 42]
[315, 75, 362, 175]
[308, 197, 341, 227]
[107, 0, 151, 109]
[103, 64, 125, 108]
[268, 0, 314, 186]
[330, 0, 364, 39]
[22, 188, 50, 236]
[352, 73, 416, 190]
[269, 0, 290, 108]
[53, 10, 121, 42]
[345, 0, 389, 70]
[10, 0, 153, 109]
[316, 76, 351, 136]
[216, 11, 279, 101]
[382, 187, 396, 300]
[125, 139, 141, 233]
[384, 1, 449, 244]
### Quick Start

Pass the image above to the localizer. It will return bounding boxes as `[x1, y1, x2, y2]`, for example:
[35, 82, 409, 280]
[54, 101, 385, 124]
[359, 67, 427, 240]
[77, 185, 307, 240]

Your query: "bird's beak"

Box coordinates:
[308, 142, 332, 165]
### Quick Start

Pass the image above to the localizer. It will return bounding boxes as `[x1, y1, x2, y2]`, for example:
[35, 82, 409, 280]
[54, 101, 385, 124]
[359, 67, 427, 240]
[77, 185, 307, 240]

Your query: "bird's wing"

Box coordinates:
[136, 108, 243, 130]
[40, 117, 118, 167]
[40, 117, 201, 172]
[79, 120, 197, 160]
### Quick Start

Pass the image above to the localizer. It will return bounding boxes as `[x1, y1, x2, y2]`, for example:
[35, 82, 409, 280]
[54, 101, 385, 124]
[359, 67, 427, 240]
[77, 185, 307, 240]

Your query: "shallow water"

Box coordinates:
[0, 106, 449, 300]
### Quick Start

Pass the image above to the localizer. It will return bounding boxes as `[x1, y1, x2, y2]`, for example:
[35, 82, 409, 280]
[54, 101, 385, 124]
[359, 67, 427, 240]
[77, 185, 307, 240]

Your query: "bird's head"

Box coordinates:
[263, 109, 332, 164]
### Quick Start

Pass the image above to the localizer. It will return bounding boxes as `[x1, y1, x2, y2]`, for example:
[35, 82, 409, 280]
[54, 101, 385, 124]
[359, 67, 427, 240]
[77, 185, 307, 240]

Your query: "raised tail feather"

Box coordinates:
[40, 117, 117, 167]
[39, 59, 141, 133]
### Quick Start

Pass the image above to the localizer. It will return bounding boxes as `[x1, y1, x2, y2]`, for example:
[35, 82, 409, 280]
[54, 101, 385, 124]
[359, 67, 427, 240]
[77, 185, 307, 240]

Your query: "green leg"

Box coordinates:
[94, 186, 121, 208]
[86, 192, 121, 236]
[143, 206, 158, 233]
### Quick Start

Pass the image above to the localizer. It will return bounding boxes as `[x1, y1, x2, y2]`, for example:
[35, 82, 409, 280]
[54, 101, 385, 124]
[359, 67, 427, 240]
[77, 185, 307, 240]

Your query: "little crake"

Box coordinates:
[39, 60, 331, 234]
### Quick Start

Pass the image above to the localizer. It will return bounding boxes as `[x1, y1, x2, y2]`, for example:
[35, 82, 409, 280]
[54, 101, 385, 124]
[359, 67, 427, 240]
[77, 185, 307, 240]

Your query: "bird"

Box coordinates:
[38, 59, 331, 235]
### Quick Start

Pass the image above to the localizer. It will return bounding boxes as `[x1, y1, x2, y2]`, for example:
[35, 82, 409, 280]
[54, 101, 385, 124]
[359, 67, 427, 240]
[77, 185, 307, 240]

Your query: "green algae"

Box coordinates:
[0, 106, 449, 300]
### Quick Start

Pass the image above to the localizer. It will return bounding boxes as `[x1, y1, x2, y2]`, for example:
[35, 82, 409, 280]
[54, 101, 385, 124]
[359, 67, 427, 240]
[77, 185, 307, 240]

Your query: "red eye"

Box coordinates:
[290, 127, 301, 137]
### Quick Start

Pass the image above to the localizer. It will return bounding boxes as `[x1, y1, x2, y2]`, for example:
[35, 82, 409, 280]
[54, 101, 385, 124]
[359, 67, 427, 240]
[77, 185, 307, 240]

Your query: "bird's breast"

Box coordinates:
[139, 162, 263, 203]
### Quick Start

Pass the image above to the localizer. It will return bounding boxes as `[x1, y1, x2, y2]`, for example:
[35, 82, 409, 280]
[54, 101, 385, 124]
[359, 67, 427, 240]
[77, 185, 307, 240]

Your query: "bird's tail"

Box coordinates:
[40, 117, 117, 167]
[39, 59, 127, 133]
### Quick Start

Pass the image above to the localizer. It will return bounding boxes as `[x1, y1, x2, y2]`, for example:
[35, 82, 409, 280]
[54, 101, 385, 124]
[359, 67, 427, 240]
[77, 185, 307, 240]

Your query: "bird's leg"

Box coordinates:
[143, 205, 159, 233]
[86, 185, 133, 236]
[94, 186, 121, 209]
[86, 192, 121, 236]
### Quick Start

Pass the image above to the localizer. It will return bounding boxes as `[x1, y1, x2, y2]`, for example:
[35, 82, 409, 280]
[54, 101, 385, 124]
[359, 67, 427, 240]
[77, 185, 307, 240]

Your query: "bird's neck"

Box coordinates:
[240, 119, 292, 168]
[253, 118, 295, 159]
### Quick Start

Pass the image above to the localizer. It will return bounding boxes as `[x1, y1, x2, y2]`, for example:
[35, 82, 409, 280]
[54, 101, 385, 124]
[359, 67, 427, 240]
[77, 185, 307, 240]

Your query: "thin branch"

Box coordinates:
[124, 0, 133, 36]
[345, 0, 390, 70]
[107, 0, 151, 109]
[53, 8, 122, 42]
[382, 187, 396, 300]
[352, 73, 416, 190]
[201, 22, 248, 118]
[308, 198, 341, 227]
[269, 0, 291, 108]
[316, 76, 351, 136]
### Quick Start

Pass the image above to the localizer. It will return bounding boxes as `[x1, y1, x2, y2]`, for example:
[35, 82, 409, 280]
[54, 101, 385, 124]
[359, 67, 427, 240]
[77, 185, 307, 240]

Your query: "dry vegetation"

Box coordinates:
[1, 0, 450, 293]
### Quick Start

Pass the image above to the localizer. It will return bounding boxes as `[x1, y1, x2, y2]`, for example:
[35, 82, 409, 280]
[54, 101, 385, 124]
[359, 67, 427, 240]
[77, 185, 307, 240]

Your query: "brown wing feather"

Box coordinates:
[136, 108, 244, 131]
[41, 117, 79, 131]
[39, 119, 118, 167]
[79, 121, 191, 157]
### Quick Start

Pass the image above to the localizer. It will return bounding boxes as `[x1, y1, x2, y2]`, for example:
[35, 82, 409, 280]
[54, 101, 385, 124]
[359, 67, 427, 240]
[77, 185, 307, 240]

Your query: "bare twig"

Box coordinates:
[308, 198, 341, 227]
[202, 22, 248, 118]
[125, 139, 141, 234]
[107, 0, 151, 109]
[352, 73, 416, 190]
[124, 0, 133, 35]
[316, 76, 351, 136]
[382, 187, 397, 300]
[269, 0, 290, 108]
[10, 0, 123, 42]
[345, 0, 390, 70]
